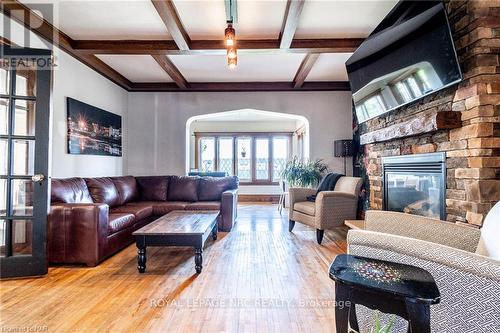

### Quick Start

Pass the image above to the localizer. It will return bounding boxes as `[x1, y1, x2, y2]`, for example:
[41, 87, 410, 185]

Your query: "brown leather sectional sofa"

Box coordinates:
[48, 175, 238, 266]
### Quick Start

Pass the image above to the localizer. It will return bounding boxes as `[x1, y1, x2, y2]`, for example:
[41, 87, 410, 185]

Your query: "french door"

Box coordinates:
[0, 46, 52, 278]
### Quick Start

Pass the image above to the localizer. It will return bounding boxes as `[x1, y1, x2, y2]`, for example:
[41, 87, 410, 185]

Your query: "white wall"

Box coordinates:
[1, 14, 128, 178]
[126, 91, 354, 180]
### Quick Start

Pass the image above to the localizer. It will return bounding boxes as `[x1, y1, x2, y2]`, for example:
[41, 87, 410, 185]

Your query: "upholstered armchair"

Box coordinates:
[347, 209, 500, 332]
[288, 176, 362, 244]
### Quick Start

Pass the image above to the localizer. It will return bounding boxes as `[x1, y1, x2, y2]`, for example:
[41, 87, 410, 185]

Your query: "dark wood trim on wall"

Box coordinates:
[130, 81, 351, 92]
[239, 195, 280, 203]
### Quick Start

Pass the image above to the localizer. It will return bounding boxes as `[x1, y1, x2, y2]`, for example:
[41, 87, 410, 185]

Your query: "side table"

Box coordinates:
[329, 254, 440, 333]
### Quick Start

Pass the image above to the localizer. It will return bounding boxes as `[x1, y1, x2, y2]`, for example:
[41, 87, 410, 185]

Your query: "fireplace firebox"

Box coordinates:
[382, 153, 446, 220]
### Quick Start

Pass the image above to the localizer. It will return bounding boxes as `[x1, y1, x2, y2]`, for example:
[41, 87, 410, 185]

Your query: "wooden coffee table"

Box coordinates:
[132, 210, 219, 274]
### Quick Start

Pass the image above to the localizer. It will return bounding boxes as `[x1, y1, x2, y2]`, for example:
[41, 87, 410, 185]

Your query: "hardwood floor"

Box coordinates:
[0, 204, 348, 333]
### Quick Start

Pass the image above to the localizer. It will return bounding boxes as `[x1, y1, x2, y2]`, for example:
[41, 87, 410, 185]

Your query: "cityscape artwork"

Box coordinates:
[67, 97, 122, 156]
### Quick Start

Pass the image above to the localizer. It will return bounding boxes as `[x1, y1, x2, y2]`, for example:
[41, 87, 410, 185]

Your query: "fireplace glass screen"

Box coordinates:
[382, 153, 446, 220]
[386, 173, 442, 219]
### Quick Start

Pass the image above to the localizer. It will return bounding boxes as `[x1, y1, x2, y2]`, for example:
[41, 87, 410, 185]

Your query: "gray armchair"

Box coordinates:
[288, 176, 362, 244]
[347, 209, 500, 332]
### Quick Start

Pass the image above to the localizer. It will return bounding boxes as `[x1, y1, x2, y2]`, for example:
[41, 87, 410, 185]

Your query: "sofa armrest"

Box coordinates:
[315, 191, 358, 229]
[364, 210, 481, 252]
[288, 187, 316, 216]
[220, 189, 238, 231]
[347, 230, 500, 332]
[48, 203, 109, 266]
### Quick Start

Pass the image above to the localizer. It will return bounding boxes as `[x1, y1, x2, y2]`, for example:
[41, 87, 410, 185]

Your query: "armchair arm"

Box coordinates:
[364, 210, 481, 252]
[288, 187, 316, 216]
[220, 189, 238, 231]
[315, 191, 358, 229]
[48, 203, 109, 266]
[347, 230, 500, 332]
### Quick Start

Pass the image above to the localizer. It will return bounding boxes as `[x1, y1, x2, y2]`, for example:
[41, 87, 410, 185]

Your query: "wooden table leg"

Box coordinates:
[335, 282, 350, 333]
[212, 223, 217, 241]
[137, 246, 146, 273]
[195, 248, 203, 274]
[405, 299, 431, 333]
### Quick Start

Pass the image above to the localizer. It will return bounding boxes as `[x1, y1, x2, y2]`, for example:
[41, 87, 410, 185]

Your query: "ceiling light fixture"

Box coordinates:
[228, 57, 237, 70]
[224, 24, 235, 47]
[225, 23, 237, 69]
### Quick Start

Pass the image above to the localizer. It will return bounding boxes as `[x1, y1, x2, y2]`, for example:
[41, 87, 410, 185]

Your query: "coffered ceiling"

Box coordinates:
[3, 0, 399, 91]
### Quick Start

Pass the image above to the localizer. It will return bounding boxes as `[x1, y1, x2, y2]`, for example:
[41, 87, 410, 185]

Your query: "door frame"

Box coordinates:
[1, 45, 52, 278]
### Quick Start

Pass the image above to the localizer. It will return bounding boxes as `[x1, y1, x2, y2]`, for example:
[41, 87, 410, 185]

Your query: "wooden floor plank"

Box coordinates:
[0, 204, 347, 332]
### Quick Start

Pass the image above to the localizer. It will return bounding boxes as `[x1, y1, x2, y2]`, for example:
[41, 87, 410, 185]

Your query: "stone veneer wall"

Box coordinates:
[354, 0, 499, 227]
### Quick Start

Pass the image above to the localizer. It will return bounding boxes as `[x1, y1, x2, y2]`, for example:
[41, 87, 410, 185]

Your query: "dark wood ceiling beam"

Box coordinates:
[279, 0, 305, 49]
[129, 81, 350, 92]
[151, 0, 191, 50]
[293, 53, 320, 88]
[72, 38, 363, 55]
[151, 54, 188, 89]
[0, 0, 132, 90]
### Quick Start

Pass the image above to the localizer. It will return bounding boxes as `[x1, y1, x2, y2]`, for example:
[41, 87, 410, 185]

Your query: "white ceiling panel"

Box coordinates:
[169, 54, 306, 82]
[22, 0, 172, 40]
[295, 0, 398, 38]
[306, 53, 352, 81]
[96, 55, 174, 82]
[236, 0, 288, 39]
[172, 0, 226, 40]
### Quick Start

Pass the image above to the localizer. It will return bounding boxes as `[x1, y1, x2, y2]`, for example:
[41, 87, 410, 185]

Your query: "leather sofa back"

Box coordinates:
[136, 176, 169, 201]
[168, 176, 199, 202]
[51, 178, 93, 204]
[51, 175, 239, 204]
[85, 177, 121, 208]
[111, 176, 138, 205]
[198, 176, 239, 201]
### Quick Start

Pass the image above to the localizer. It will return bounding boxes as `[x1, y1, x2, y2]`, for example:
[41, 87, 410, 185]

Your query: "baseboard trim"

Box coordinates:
[239, 194, 280, 203]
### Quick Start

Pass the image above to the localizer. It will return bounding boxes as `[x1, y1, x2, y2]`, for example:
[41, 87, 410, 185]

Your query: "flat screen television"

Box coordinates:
[346, 0, 462, 123]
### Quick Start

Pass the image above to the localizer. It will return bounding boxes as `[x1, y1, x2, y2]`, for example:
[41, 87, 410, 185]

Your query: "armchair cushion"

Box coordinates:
[476, 201, 500, 260]
[364, 210, 481, 252]
[294, 201, 315, 216]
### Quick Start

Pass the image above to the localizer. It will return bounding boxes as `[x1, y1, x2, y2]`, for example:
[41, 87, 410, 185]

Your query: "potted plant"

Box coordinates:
[281, 157, 329, 188]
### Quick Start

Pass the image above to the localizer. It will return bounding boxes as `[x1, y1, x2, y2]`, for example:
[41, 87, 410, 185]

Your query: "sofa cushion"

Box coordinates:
[168, 176, 199, 202]
[294, 201, 316, 216]
[51, 178, 93, 204]
[85, 177, 121, 208]
[198, 176, 239, 201]
[108, 213, 135, 234]
[136, 176, 169, 201]
[186, 201, 221, 211]
[149, 201, 188, 215]
[111, 204, 153, 221]
[111, 176, 138, 205]
[475, 201, 500, 260]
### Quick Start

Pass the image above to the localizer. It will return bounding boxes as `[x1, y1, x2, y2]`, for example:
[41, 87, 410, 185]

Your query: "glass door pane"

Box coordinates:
[273, 137, 289, 181]
[199, 137, 215, 172]
[236, 137, 252, 181]
[218, 137, 233, 176]
[255, 138, 269, 180]
[1, 46, 51, 278]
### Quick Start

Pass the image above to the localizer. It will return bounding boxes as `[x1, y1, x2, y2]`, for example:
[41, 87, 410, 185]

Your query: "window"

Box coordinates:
[196, 133, 291, 184]
[199, 137, 215, 172]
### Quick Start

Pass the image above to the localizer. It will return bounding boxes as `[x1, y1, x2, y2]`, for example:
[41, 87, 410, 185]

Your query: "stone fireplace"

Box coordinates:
[353, 0, 499, 228]
[382, 153, 446, 220]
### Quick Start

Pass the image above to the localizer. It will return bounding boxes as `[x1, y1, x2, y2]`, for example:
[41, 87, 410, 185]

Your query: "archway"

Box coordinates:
[185, 109, 310, 181]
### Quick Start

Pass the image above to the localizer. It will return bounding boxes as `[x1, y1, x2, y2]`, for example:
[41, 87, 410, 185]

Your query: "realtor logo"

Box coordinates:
[2, 2, 55, 51]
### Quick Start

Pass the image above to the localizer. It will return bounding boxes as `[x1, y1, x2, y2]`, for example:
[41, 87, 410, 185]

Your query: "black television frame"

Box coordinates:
[347, 0, 463, 123]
